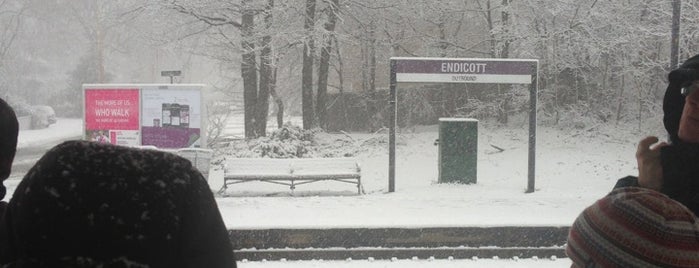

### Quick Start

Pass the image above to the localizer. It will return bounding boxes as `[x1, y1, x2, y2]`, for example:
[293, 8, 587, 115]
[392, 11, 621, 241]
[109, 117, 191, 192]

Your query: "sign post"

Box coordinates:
[389, 57, 539, 193]
[389, 60, 397, 192]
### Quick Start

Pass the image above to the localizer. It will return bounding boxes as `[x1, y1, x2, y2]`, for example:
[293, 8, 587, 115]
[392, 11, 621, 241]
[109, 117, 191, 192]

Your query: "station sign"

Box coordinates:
[393, 57, 537, 84]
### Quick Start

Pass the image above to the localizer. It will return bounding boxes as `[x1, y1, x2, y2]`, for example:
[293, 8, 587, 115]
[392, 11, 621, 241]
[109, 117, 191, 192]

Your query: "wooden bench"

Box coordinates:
[220, 158, 363, 194]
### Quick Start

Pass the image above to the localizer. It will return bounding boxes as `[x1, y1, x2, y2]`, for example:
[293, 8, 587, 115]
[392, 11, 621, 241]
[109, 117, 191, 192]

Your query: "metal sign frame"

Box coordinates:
[388, 57, 539, 193]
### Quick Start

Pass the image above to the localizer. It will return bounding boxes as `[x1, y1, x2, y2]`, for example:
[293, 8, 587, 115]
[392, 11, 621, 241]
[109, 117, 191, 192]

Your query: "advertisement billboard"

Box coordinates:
[84, 88, 140, 146]
[82, 84, 206, 149]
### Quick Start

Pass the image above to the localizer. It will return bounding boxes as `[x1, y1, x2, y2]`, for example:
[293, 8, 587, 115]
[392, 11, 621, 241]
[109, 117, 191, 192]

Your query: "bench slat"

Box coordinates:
[291, 158, 360, 176]
[224, 158, 292, 177]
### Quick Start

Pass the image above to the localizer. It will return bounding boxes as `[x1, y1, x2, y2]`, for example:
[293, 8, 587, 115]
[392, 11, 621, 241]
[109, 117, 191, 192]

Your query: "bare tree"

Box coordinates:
[165, 0, 283, 138]
[0, 0, 24, 69]
[240, 0, 259, 137]
[316, 0, 339, 129]
[301, 0, 316, 129]
[256, 0, 275, 136]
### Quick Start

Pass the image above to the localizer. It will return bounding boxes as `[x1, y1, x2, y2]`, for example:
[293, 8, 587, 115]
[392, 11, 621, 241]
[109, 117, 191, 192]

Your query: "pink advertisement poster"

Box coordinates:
[84, 89, 140, 146]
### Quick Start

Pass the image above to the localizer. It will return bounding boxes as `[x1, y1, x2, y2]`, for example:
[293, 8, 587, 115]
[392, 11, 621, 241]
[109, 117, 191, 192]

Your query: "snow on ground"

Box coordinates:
[212, 117, 664, 229]
[237, 258, 569, 267]
[16, 118, 83, 148]
[11, 114, 668, 267]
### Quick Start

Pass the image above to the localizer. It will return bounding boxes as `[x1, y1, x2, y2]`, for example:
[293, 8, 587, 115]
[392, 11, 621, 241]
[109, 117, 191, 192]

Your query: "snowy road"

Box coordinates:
[11, 119, 82, 180]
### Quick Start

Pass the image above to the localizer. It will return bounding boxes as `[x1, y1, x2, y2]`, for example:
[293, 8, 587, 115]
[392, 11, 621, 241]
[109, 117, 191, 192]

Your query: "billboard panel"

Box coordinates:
[141, 87, 202, 148]
[84, 88, 140, 146]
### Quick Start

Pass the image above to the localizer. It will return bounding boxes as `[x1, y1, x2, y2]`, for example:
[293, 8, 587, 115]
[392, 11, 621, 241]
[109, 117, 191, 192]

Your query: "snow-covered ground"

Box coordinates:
[16, 118, 83, 148]
[212, 117, 659, 230]
[237, 257, 566, 268]
[10, 114, 668, 267]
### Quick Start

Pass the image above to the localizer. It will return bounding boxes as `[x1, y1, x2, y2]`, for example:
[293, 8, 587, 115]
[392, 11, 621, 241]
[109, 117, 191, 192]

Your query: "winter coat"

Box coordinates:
[0, 141, 236, 268]
[615, 54, 699, 216]
[615, 144, 699, 216]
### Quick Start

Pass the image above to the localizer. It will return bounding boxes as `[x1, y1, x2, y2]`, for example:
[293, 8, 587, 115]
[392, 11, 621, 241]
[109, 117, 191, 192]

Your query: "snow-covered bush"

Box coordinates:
[251, 123, 315, 158]
[211, 123, 318, 159]
[214, 122, 385, 163]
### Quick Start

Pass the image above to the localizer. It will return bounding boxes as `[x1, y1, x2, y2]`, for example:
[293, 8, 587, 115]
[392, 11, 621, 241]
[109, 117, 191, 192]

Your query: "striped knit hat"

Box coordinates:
[566, 187, 699, 267]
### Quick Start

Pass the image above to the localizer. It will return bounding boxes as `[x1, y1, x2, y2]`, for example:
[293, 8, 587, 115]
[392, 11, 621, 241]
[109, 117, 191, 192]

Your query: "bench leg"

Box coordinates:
[217, 182, 228, 195]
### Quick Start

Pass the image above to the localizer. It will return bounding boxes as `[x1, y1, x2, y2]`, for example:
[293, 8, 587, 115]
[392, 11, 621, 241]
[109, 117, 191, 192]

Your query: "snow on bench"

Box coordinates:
[221, 157, 362, 194]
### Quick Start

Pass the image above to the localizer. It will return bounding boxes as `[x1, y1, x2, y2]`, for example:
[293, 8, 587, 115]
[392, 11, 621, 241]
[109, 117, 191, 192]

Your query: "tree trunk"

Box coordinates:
[363, 20, 379, 130]
[497, 0, 512, 124]
[257, 0, 275, 136]
[368, 20, 377, 92]
[302, 0, 316, 130]
[616, 68, 625, 124]
[438, 20, 448, 57]
[334, 35, 348, 131]
[361, 32, 368, 91]
[241, 0, 259, 138]
[316, 0, 339, 130]
[500, 0, 512, 58]
[670, 0, 681, 69]
[270, 66, 284, 129]
[96, 23, 105, 83]
[484, 0, 496, 58]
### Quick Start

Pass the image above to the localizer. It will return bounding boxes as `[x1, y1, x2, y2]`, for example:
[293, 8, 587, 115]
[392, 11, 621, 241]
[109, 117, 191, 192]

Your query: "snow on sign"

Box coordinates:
[393, 57, 537, 84]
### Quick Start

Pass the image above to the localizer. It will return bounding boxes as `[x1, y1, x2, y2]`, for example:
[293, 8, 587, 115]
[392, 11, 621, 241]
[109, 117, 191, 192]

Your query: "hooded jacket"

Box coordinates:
[616, 54, 699, 216]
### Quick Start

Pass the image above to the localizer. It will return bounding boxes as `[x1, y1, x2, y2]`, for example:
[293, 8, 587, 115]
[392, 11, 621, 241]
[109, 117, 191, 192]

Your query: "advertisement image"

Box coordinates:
[141, 87, 202, 148]
[84, 88, 140, 146]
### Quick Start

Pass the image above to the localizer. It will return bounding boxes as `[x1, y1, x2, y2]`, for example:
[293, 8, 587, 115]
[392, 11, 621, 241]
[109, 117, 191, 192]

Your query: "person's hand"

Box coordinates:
[636, 136, 668, 191]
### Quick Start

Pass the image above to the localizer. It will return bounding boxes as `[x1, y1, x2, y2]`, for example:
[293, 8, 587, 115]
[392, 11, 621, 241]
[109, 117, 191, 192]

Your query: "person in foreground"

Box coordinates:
[566, 187, 699, 267]
[566, 55, 699, 267]
[0, 140, 236, 268]
[615, 54, 699, 215]
[0, 97, 18, 216]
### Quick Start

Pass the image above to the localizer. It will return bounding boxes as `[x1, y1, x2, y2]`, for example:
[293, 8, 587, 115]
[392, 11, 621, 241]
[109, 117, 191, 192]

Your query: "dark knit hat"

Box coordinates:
[664, 54, 699, 144]
[0, 141, 236, 267]
[566, 187, 699, 267]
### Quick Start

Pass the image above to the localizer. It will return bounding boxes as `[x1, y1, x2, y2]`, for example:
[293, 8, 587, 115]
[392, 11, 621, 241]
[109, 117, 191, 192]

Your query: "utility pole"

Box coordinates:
[671, 0, 681, 68]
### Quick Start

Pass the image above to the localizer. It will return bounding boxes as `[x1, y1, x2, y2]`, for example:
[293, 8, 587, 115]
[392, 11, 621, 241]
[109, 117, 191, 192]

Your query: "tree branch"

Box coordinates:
[169, 2, 242, 28]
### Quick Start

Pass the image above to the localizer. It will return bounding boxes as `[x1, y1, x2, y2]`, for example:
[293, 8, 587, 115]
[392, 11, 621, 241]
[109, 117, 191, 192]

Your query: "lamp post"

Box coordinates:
[161, 70, 182, 84]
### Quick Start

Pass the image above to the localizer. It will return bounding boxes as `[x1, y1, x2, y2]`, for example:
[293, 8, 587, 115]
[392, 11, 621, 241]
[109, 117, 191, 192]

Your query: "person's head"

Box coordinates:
[566, 187, 699, 267]
[0, 141, 233, 267]
[665, 54, 699, 144]
[0, 97, 18, 183]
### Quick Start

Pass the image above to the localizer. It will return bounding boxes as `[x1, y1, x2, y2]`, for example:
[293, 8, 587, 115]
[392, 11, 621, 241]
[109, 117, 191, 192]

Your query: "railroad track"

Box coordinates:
[235, 246, 565, 261]
[230, 226, 569, 261]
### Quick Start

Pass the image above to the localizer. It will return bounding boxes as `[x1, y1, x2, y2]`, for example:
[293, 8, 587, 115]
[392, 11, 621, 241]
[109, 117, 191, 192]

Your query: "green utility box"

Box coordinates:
[438, 118, 478, 184]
